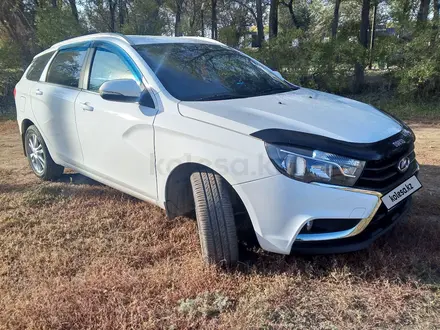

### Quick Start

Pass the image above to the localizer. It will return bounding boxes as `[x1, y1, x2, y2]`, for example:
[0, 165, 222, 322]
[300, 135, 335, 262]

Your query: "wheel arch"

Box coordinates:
[164, 162, 249, 221]
[21, 118, 35, 156]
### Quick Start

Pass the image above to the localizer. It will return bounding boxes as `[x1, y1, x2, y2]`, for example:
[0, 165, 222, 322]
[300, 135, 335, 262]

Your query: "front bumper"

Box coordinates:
[233, 168, 417, 255]
[290, 197, 412, 254]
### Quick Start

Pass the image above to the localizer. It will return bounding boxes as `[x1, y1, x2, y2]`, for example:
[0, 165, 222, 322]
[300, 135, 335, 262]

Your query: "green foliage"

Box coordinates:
[393, 29, 440, 99]
[245, 31, 365, 94]
[121, 0, 168, 35]
[0, 40, 22, 110]
[219, 26, 242, 47]
[0, 0, 439, 111]
[35, 8, 85, 49]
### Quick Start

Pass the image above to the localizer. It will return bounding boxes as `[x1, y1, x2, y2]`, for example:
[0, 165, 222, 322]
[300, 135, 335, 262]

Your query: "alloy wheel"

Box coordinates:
[28, 133, 45, 174]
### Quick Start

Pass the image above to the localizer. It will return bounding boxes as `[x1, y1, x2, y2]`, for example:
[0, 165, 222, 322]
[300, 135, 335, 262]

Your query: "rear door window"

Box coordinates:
[46, 48, 88, 88]
[26, 52, 55, 81]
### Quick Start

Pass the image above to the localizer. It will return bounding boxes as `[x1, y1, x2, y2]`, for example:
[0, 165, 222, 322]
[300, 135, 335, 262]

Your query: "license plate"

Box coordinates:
[382, 175, 422, 209]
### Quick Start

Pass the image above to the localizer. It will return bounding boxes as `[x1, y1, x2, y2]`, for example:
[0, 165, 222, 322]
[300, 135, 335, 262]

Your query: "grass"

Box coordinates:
[0, 109, 440, 328]
[351, 93, 440, 122]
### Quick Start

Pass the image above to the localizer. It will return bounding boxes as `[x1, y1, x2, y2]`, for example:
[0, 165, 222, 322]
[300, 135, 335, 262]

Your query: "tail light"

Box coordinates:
[13, 87, 17, 98]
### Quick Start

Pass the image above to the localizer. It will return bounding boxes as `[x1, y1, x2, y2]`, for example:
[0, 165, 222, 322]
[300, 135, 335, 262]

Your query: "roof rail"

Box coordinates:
[50, 32, 132, 50]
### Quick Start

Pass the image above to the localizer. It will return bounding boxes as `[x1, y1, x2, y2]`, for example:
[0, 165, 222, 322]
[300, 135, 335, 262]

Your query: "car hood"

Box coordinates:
[178, 88, 403, 143]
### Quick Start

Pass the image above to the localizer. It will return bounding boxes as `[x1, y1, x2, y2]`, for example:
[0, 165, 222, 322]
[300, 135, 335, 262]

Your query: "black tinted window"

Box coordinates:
[47, 48, 87, 88]
[134, 43, 297, 101]
[26, 52, 55, 81]
[88, 48, 137, 92]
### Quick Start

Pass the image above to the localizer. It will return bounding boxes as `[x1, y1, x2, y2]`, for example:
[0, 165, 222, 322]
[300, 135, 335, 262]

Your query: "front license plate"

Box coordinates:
[382, 175, 422, 209]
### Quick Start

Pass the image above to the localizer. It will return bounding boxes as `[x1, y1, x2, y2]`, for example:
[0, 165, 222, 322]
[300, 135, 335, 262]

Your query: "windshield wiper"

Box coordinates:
[257, 86, 297, 96]
[195, 93, 248, 101]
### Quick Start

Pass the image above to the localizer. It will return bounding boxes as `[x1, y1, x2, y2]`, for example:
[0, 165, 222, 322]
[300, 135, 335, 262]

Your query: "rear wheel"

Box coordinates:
[25, 125, 64, 180]
[190, 167, 239, 266]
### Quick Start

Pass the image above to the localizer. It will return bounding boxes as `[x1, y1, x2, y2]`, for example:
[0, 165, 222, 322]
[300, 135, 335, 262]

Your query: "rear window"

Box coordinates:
[46, 48, 88, 88]
[26, 52, 55, 81]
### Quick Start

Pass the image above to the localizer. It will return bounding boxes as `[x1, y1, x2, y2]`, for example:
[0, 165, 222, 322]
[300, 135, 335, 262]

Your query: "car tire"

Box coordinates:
[190, 167, 239, 266]
[25, 125, 64, 180]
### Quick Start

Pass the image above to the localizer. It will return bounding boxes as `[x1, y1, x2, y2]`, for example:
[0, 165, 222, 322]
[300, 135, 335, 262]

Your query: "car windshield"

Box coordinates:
[134, 43, 298, 101]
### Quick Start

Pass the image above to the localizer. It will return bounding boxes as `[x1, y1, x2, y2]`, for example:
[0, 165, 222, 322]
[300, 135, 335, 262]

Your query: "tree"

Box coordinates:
[0, 0, 36, 65]
[256, 0, 264, 46]
[118, 0, 126, 28]
[269, 0, 278, 38]
[67, 0, 79, 22]
[122, 0, 166, 35]
[417, 0, 431, 23]
[435, 0, 440, 29]
[212, 0, 218, 39]
[354, 0, 370, 92]
[331, 0, 341, 38]
[280, 0, 298, 28]
[174, 0, 185, 36]
[108, 0, 117, 32]
[233, 0, 264, 46]
[433, 0, 440, 43]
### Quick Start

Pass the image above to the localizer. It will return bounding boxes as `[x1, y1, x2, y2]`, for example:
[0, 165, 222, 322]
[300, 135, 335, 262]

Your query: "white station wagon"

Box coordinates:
[15, 33, 421, 265]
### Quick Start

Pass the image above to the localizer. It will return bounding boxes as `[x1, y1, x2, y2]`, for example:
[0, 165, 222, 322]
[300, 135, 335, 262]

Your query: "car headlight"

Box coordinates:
[265, 143, 365, 187]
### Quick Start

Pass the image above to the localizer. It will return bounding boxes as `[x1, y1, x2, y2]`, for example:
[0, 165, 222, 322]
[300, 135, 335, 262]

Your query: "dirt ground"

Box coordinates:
[0, 119, 439, 329]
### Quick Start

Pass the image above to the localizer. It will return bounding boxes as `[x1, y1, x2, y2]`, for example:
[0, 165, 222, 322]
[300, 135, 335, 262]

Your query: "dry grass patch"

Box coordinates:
[1, 120, 440, 329]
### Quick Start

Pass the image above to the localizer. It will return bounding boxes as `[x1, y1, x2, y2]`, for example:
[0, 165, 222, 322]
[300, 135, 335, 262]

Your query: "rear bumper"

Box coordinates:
[290, 197, 412, 254]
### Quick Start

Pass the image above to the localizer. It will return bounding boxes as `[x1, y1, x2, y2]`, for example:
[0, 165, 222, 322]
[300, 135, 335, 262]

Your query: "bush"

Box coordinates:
[0, 41, 22, 112]
[393, 29, 440, 99]
[243, 31, 366, 94]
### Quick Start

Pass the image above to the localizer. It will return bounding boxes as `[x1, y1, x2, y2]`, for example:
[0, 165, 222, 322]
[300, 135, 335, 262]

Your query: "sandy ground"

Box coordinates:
[0, 119, 439, 329]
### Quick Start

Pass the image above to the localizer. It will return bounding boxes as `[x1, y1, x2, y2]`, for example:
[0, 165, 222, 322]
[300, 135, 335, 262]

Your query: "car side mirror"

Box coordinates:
[99, 79, 142, 102]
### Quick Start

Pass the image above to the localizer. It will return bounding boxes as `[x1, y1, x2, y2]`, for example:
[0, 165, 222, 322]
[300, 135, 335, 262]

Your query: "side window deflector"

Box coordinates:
[138, 90, 155, 108]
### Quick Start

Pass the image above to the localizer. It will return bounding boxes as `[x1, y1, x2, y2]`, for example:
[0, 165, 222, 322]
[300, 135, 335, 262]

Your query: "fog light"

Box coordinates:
[306, 220, 314, 231]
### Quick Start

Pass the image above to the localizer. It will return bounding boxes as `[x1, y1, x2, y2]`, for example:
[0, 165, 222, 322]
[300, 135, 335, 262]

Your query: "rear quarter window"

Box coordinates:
[26, 52, 55, 82]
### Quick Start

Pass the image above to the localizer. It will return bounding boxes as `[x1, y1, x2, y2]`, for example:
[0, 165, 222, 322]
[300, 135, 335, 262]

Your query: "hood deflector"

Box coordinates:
[251, 127, 414, 161]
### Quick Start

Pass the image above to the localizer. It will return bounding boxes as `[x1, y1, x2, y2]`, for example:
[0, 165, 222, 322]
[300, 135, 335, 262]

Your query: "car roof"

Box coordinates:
[32, 33, 223, 59]
[48, 33, 221, 50]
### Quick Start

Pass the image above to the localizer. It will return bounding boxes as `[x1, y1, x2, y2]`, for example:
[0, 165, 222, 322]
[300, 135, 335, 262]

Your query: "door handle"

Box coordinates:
[35, 89, 43, 96]
[80, 102, 94, 111]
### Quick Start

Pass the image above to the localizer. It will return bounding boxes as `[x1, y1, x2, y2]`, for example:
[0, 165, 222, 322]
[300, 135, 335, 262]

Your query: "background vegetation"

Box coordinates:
[1, 0, 440, 119]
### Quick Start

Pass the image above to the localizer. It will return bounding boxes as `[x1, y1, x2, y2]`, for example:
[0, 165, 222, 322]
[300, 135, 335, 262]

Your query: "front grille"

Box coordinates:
[355, 147, 417, 192]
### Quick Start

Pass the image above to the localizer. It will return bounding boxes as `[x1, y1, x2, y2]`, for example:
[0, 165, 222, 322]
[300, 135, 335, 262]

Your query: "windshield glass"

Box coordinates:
[134, 43, 298, 101]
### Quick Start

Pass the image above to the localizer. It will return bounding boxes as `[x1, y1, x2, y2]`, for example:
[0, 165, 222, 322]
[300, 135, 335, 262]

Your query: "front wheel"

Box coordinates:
[25, 125, 64, 180]
[190, 168, 239, 266]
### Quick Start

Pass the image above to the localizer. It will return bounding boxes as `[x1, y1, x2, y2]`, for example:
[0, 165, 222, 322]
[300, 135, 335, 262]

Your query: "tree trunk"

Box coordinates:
[175, 0, 182, 36]
[281, 0, 298, 29]
[331, 0, 341, 39]
[51, 0, 57, 8]
[68, 0, 79, 22]
[354, 0, 370, 92]
[434, 0, 440, 27]
[189, 0, 197, 34]
[432, 0, 440, 43]
[417, 0, 431, 23]
[269, 0, 278, 38]
[369, 2, 377, 69]
[256, 0, 264, 47]
[108, 0, 116, 32]
[211, 0, 218, 39]
[119, 0, 125, 29]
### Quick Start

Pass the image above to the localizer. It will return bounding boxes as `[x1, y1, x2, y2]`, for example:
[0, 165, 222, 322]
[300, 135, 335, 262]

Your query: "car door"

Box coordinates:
[30, 45, 88, 166]
[74, 43, 158, 200]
